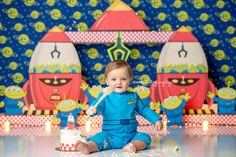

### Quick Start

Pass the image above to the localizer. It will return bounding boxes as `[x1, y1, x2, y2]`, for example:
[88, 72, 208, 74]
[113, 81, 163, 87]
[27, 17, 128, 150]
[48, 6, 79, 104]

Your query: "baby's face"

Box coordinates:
[106, 67, 131, 93]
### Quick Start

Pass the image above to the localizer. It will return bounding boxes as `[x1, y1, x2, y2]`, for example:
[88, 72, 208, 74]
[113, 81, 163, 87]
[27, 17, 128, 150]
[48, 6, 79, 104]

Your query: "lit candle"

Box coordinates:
[45, 121, 51, 132]
[4, 121, 10, 132]
[85, 120, 92, 132]
[202, 120, 209, 132]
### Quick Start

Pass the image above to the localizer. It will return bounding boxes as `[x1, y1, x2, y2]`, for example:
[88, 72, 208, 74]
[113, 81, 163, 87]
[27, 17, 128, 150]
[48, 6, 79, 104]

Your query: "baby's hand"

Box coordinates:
[155, 120, 163, 131]
[86, 106, 97, 116]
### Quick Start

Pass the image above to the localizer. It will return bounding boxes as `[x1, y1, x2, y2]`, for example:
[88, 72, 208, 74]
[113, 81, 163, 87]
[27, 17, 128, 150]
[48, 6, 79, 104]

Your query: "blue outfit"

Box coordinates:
[56, 108, 82, 127]
[213, 97, 236, 114]
[2, 97, 24, 115]
[87, 91, 162, 151]
[160, 100, 186, 126]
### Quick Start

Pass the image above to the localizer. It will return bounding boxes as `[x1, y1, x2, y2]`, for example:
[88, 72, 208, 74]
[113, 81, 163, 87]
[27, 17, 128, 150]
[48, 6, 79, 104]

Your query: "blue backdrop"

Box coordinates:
[0, 0, 236, 102]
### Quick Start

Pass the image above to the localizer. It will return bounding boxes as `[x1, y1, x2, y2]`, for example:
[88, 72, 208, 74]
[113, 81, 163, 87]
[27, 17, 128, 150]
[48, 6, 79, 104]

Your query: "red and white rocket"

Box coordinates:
[150, 26, 216, 109]
[23, 26, 87, 110]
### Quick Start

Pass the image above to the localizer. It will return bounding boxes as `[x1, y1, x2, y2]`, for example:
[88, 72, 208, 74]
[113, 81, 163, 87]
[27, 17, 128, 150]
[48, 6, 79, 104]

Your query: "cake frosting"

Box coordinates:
[60, 128, 86, 151]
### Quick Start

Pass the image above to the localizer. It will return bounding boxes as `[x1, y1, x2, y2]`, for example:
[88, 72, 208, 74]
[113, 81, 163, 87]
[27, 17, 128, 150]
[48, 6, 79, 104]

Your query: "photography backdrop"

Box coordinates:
[0, 0, 236, 102]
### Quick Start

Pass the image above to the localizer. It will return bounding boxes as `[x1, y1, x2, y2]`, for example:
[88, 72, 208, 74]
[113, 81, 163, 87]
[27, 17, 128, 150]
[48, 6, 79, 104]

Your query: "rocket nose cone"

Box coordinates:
[40, 26, 70, 42]
[169, 26, 198, 42]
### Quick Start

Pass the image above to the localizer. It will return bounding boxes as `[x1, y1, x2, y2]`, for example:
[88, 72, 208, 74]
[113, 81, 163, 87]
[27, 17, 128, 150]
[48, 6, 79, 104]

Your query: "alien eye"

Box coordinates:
[16, 89, 21, 92]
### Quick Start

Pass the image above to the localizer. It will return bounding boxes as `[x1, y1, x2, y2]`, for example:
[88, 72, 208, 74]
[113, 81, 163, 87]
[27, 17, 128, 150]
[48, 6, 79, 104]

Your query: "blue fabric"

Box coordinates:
[3, 97, 24, 115]
[56, 108, 82, 127]
[213, 97, 236, 114]
[87, 91, 161, 150]
[160, 100, 186, 126]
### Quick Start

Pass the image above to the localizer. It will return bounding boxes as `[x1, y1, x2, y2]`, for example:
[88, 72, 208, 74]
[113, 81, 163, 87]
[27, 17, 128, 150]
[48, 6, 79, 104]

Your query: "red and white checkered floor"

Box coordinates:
[1, 125, 236, 157]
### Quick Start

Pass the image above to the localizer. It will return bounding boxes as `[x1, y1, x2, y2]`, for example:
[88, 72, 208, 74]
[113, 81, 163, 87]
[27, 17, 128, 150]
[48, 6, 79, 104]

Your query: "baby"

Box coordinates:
[77, 60, 163, 154]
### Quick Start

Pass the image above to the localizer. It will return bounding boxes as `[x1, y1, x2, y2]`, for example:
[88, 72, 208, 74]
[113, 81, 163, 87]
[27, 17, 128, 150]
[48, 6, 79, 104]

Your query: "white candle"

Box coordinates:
[85, 120, 92, 132]
[45, 121, 51, 132]
[4, 121, 10, 132]
[202, 120, 209, 132]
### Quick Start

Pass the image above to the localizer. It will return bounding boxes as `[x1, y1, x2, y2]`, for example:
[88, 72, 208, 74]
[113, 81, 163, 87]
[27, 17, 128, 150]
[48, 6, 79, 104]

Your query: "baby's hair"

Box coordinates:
[105, 60, 133, 78]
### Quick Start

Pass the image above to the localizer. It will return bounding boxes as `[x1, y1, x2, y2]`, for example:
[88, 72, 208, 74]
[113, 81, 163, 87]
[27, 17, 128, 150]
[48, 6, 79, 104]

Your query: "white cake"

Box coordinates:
[60, 128, 86, 151]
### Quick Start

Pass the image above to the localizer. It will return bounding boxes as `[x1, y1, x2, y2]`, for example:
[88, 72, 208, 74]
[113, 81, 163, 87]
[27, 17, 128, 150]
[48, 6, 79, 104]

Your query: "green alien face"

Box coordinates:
[202, 24, 215, 35]
[50, 9, 62, 20]
[217, 87, 236, 100]
[229, 37, 236, 48]
[34, 21, 46, 32]
[2, 47, 14, 58]
[199, 13, 209, 21]
[13, 23, 24, 31]
[93, 63, 103, 71]
[213, 50, 225, 61]
[58, 24, 66, 31]
[192, 0, 205, 9]
[30, 10, 40, 19]
[134, 86, 150, 99]
[77, 22, 88, 31]
[46, 0, 57, 6]
[139, 74, 151, 85]
[219, 11, 231, 22]
[7, 8, 19, 19]
[177, 11, 189, 22]
[0, 36, 7, 44]
[24, 49, 33, 57]
[0, 85, 6, 96]
[23, 0, 36, 6]
[72, 11, 82, 20]
[216, 0, 225, 9]
[17, 34, 30, 45]
[87, 48, 99, 59]
[173, 0, 183, 8]
[88, 85, 103, 98]
[220, 64, 230, 73]
[162, 96, 182, 110]
[135, 64, 145, 72]
[5, 86, 26, 99]
[209, 39, 220, 47]
[150, 0, 163, 8]
[137, 10, 148, 20]
[12, 73, 25, 84]
[224, 76, 235, 87]
[226, 26, 235, 35]
[131, 0, 141, 7]
[8, 61, 18, 70]
[131, 49, 141, 59]
[56, 99, 78, 112]
[92, 10, 103, 20]
[3, 0, 14, 5]
[97, 74, 106, 85]
[89, 0, 98, 7]
[160, 23, 172, 32]
[151, 51, 160, 59]
[65, 0, 79, 7]
[157, 12, 167, 21]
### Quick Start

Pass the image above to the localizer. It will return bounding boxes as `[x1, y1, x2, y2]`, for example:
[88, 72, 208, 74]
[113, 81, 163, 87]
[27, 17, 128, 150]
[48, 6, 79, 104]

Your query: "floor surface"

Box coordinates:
[0, 125, 236, 157]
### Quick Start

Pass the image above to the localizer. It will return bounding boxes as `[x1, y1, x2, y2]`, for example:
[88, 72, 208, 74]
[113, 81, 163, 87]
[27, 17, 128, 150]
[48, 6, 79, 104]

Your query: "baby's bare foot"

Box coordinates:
[76, 141, 91, 154]
[122, 143, 137, 153]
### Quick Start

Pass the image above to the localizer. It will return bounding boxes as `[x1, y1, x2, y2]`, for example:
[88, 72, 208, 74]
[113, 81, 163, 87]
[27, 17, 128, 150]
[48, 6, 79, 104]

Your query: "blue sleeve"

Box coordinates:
[90, 92, 105, 115]
[135, 93, 162, 124]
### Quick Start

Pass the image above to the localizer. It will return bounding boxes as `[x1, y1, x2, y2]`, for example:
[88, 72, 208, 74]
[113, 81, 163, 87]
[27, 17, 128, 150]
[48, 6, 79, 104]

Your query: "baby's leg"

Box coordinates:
[122, 140, 147, 153]
[76, 141, 98, 154]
